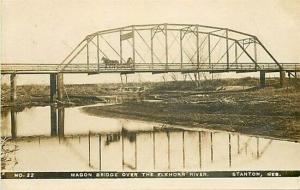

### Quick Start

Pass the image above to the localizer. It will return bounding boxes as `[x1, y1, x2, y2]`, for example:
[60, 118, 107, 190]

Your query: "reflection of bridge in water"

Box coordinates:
[1, 24, 300, 105]
[6, 106, 275, 171]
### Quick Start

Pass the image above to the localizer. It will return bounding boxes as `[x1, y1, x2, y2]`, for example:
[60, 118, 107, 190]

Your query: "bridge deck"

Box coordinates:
[1, 63, 300, 74]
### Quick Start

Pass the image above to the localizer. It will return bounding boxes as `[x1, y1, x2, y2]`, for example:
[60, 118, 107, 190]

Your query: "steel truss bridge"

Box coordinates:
[1, 23, 299, 74]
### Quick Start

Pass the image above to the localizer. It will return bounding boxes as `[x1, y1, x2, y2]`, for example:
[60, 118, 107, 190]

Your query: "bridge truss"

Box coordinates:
[57, 23, 298, 74]
[1, 23, 299, 74]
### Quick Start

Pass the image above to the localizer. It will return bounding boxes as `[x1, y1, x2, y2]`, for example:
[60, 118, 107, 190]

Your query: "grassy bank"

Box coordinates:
[82, 86, 300, 142]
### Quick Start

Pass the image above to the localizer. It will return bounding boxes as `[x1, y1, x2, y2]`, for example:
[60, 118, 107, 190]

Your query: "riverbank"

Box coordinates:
[2, 77, 297, 108]
[0, 83, 146, 109]
[82, 86, 300, 142]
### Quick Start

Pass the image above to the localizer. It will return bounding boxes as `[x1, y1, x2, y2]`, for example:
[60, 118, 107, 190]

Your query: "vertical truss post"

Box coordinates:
[97, 34, 100, 72]
[254, 39, 257, 70]
[235, 41, 238, 64]
[132, 26, 135, 69]
[226, 29, 229, 70]
[120, 29, 123, 64]
[120, 30, 123, 64]
[180, 30, 183, 69]
[151, 29, 154, 69]
[86, 39, 90, 70]
[164, 23, 168, 70]
[196, 26, 200, 70]
[208, 33, 211, 68]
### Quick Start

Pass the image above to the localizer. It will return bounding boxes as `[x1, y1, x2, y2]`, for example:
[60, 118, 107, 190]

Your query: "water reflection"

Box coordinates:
[49, 105, 65, 138]
[10, 108, 17, 140]
[58, 106, 65, 138]
[1, 106, 300, 171]
[50, 106, 57, 136]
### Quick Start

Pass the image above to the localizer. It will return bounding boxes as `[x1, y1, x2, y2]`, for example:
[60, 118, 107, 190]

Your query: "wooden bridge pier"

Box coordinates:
[50, 74, 57, 103]
[280, 71, 286, 87]
[9, 73, 64, 104]
[260, 71, 266, 87]
[50, 73, 64, 137]
[10, 73, 17, 103]
[261, 71, 286, 88]
[57, 73, 64, 103]
[50, 73, 64, 103]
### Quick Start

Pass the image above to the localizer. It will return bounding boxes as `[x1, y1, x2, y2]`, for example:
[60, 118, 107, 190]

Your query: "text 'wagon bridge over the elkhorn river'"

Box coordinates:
[1, 23, 300, 103]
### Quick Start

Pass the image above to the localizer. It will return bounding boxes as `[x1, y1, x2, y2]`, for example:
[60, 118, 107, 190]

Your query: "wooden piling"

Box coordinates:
[57, 73, 64, 103]
[50, 74, 57, 103]
[280, 71, 286, 87]
[260, 71, 266, 87]
[10, 74, 17, 103]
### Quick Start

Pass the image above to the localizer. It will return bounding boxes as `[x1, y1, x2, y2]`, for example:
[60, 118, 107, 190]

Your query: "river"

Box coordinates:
[1, 104, 300, 171]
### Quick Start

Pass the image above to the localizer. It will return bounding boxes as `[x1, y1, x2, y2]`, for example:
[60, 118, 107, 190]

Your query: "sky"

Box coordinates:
[1, 0, 300, 85]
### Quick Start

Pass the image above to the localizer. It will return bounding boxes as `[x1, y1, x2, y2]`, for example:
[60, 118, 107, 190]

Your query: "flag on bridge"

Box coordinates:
[121, 32, 133, 41]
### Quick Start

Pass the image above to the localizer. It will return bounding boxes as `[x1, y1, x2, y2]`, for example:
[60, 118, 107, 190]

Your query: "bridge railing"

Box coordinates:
[280, 63, 300, 71]
[61, 63, 259, 71]
[59, 62, 300, 72]
[1, 64, 60, 72]
[80, 63, 258, 71]
[1, 62, 299, 73]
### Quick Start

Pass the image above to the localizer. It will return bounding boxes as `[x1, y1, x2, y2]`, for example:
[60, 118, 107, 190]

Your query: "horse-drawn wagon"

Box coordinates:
[101, 57, 133, 69]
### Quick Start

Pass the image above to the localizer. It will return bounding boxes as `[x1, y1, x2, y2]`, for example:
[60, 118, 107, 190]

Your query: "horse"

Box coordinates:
[101, 57, 119, 68]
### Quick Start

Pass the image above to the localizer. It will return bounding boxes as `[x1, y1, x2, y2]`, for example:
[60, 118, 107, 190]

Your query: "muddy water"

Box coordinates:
[1, 104, 300, 171]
